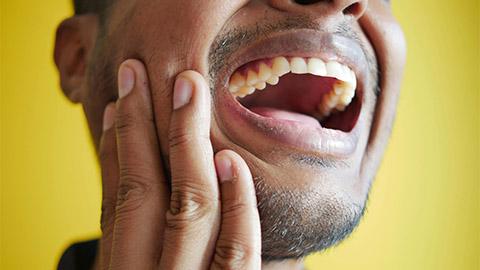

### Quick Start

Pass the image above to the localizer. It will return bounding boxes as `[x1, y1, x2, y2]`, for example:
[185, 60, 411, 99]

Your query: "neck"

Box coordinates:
[262, 258, 304, 270]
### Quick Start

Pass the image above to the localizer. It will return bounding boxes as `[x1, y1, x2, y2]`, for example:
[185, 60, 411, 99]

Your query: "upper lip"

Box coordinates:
[213, 29, 370, 98]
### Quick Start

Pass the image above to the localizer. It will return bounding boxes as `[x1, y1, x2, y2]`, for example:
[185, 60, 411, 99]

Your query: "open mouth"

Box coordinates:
[213, 31, 369, 157]
[227, 56, 361, 132]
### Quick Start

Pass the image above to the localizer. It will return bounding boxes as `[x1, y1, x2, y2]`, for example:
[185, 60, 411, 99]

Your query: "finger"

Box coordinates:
[159, 71, 220, 270]
[98, 103, 119, 270]
[108, 59, 168, 269]
[211, 150, 261, 270]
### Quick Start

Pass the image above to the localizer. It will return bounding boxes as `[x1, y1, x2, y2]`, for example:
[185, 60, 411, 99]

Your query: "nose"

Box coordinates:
[269, 0, 368, 20]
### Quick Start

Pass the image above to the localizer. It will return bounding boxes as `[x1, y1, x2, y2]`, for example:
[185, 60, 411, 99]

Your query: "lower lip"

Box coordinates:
[216, 90, 360, 157]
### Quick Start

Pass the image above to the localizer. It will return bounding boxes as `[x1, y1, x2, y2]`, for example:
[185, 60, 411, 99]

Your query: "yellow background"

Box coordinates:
[1, 0, 479, 269]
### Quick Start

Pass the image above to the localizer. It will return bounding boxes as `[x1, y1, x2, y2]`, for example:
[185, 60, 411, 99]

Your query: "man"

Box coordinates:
[54, 0, 405, 269]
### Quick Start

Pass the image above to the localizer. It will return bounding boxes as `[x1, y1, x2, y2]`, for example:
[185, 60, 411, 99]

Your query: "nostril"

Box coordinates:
[343, 2, 361, 16]
[289, 0, 367, 18]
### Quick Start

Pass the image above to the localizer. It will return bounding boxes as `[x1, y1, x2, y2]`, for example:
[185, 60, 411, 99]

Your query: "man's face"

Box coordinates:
[80, 0, 405, 260]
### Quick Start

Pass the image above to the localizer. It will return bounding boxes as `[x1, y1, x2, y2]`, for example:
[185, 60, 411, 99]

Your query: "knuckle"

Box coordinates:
[115, 95, 155, 132]
[168, 128, 195, 149]
[212, 237, 256, 270]
[115, 100, 155, 135]
[165, 184, 218, 231]
[221, 199, 251, 220]
[168, 124, 210, 150]
[168, 121, 210, 148]
[115, 111, 137, 135]
[115, 175, 150, 215]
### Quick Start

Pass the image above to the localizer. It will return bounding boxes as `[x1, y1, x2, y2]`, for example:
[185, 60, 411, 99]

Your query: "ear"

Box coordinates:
[54, 14, 98, 103]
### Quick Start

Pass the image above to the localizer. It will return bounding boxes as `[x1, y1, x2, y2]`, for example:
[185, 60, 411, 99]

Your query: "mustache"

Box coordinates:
[207, 14, 378, 95]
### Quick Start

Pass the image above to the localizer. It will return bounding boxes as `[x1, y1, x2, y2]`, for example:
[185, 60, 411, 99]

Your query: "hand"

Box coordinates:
[96, 59, 261, 269]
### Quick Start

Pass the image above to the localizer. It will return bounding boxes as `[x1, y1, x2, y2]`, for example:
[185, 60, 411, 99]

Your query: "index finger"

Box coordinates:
[160, 71, 220, 269]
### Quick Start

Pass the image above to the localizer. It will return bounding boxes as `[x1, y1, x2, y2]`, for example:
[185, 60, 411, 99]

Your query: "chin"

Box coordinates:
[253, 170, 366, 260]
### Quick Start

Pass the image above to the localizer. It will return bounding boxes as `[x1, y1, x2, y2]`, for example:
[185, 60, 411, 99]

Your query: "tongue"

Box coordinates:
[250, 107, 321, 127]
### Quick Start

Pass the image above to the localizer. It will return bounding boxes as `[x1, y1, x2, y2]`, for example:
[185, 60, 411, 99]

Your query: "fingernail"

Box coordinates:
[215, 154, 234, 182]
[118, 65, 135, 99]
[173, 76, 193, 110]
[102, 103, 116, 131]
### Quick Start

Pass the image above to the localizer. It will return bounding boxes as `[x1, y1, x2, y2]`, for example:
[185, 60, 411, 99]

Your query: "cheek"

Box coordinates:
[360, 1, 407, 84]
[123, 0, 248, 74]
[355, 1, 407, 190]
[112, 1, 246, 157]
[84, 56, 119, 150]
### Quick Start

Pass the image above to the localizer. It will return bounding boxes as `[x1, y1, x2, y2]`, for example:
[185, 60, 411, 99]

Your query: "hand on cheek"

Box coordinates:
[97, 59, 261, 270]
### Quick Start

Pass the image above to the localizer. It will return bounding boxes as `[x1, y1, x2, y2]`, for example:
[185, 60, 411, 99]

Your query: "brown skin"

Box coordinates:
[55, 0, 405, 269]
[96, 63, 262, 269]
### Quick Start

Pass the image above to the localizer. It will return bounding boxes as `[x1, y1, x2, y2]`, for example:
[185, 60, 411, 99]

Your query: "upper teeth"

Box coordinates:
[228, 56, 357, 119]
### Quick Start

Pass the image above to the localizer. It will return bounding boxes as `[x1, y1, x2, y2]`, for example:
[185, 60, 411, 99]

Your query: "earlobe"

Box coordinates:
[54, 14, 98, 103]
